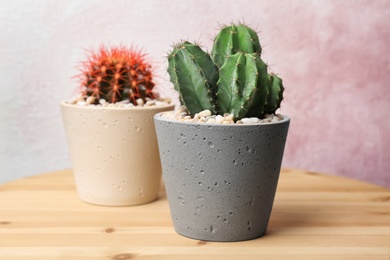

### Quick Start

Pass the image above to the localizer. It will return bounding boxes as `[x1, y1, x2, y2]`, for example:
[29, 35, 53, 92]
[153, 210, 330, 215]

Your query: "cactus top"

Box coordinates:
[76, 45, 156, 105]
[211, 24, 262, 68]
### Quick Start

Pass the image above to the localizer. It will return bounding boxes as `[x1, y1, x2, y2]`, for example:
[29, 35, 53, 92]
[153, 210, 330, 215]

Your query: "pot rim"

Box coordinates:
[60, 100, 175, 111]
[154, 112, 290, 127]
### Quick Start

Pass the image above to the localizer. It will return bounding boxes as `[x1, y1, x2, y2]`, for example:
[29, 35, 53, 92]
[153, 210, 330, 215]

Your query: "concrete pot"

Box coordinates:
[154, 113, 290, 241]
[61, 102, 174, 206]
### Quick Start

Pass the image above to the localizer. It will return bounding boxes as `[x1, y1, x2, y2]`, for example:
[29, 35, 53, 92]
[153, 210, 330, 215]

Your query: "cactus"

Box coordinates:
[217, 52, 269, 119]
[167, 41, 218, 114]
[167, 23, 284, 120]
[211, 23, 261, 68]
[77, 45, 155, 105]
[264, 74, 284, 115]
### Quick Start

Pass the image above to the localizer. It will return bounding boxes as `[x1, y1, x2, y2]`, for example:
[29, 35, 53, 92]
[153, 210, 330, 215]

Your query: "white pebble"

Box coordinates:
[175, 106, 188, 117]
[206, 118, 216, 124]
[192, 114, 199, 121]
[198, 109, 212, 118]
[77, 101, 87, 106]
[118, 99, 130, 104]
[215, 115, 224, 124]
[99, 99, 107, 105]
[145, 100, 156, 106]
[241, 118, 253, 124]
[224, 114, 234, 121]
[178, 112, 187, 117]
[250, 117, 260, 123]
[136, 98, 144, 106]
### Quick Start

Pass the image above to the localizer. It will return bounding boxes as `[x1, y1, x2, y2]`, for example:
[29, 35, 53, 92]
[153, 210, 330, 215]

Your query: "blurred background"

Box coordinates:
[0, 0, 389, 187]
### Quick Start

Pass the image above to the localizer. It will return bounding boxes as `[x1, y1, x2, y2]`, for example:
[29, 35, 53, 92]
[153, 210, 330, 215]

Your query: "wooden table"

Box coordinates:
[0, 169, 389, 259]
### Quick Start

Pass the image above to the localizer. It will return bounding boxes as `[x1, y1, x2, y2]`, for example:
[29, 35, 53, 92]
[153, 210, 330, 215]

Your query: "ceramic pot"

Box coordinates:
[61, 102, 174, 206]
[154, 113, 290, 241]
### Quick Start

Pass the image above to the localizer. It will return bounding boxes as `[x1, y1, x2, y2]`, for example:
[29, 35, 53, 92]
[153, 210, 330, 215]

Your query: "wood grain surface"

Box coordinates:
[0, 169, 389, 259]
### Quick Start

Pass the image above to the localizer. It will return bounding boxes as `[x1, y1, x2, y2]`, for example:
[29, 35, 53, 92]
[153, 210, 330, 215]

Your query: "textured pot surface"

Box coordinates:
[154, 113, 290, 241]
[61, 102, 174, 206]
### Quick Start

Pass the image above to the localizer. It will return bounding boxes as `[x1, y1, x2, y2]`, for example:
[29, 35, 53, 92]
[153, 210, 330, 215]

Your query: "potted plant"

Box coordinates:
[61, 45, 174, 206]
[154, 23, 290, 241]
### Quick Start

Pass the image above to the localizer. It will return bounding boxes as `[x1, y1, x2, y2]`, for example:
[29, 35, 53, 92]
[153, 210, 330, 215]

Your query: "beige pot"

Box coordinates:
[60, 101, 174, 206]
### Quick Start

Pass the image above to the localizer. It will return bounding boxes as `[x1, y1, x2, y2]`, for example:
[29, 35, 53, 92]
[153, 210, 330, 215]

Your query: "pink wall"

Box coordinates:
[272, 1, 390, 187]
[0, 0, 389, 187]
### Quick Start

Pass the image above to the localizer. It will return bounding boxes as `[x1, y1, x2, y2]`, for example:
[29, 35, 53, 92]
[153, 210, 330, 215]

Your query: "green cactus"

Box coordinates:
[217, 52, 269, 119]
[167, 41, 218, 114]
[264, 74, 284, 115]
[211, 23, 261, 68]
[167, 23, 283, 120]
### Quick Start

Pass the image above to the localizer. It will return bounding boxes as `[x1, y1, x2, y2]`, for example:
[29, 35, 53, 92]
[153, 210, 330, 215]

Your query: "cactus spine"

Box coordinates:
[167, 23, 284, 120]
[77, 45, 155, 105]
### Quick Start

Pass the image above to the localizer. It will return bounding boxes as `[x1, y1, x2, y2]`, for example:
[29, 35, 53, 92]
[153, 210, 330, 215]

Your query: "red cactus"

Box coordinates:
[76, 45, 155, 105]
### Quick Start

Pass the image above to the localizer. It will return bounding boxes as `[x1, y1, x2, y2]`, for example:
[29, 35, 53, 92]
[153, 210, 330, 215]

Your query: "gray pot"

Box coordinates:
[154, 114, 290, 242]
